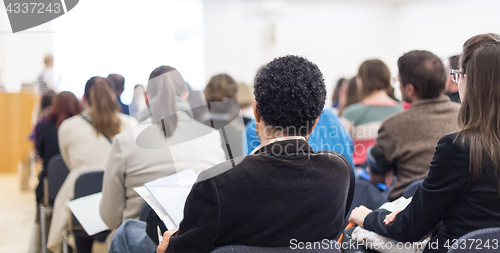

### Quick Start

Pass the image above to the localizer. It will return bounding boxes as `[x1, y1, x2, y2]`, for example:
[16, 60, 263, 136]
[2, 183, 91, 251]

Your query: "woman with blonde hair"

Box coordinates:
[350, 33, 500, 253]
[47, 77, 136, 253]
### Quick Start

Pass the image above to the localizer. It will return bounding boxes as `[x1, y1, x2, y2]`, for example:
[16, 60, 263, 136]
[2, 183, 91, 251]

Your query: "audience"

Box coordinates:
[201, 74, 245, 159]
[107, 73, 130, 115]
[100, 66, 225, 246]
[235, 82, 255, 126]
[244, 109, 354, 167]
[339, 76, 360, 116]
[341, 60, 402, 166]
[331, 77, 347, 115]
[129, 84, 147, 120]
[34, 91, 82, 204]
[47, 77, 136, 253]
[350, 33, 500, 253]
[152, 55, 353, 252]
[445, 55, 461, 103]
[366, 50, 461, 204]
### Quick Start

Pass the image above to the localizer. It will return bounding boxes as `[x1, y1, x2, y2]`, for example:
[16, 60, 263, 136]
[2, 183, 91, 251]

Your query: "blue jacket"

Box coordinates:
[243, 109, 354, 167]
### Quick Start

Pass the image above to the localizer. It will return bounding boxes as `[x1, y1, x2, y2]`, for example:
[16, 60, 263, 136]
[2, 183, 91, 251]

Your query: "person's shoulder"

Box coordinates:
[197, 156, 249, 183]
[341, 103, 365, 119]
[314, 150, 352, 168]
[118, 113, 137, 127]
[59, 115, 84, 130]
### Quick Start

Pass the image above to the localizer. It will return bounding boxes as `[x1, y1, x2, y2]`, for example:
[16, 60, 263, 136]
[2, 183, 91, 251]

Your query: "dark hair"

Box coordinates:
[107, 74, 125, 95]
[40, 90, 57, 110]
[458, 39, 500, 193]
[331, 78, 345, 104]
[47, 91, 82, 128]
[358, 59, 391, 97]
[254, 55, 326, 136]
[460, 33, 500, 72]
[449, 55, 460, 70]
[146, 65, 186, 137]
[204, 74, 238, 103]
[345, 77, 360, 109]
[398, 50, 446, 99]
[84, 77, 121, 138]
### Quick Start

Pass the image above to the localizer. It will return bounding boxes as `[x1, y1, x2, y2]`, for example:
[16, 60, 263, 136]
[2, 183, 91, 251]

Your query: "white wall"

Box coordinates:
[2, 0, 500, 102]
[0, 7, 53, 93]
[203, 0, 399, 103]
[396, 0, 500, 59]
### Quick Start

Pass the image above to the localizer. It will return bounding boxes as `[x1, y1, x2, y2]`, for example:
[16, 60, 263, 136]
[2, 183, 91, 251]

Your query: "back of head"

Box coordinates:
[345, 76, 361, 109]
[331, 78, 346, 104]
[458, 40, 500, 191]
[107, 74, 125, 96]
[358, 59, 391, 97]
[236, 83, 254, 109]
[48, 91, 82, 128]
[449, 55, 460, 70]
[204, 74, 238, 103]
[398, 50, 446, 99]
[254, 55, 326, 136]
[461, 33, 500, 72]
[43, 54, 53, 67]
[84, 76, 121, 138]
[146, 65, 186, 137]
[41, 90, 57, 110]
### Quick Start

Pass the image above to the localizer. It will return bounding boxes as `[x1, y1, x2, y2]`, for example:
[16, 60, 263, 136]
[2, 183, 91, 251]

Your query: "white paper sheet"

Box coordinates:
[67, 192, 109, 236]
[134, 186, 175, 230]
[144, 169, 197, 227]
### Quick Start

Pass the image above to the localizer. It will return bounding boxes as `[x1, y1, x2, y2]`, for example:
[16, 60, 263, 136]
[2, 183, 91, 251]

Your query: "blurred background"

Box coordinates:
[0, 0, 499, 252]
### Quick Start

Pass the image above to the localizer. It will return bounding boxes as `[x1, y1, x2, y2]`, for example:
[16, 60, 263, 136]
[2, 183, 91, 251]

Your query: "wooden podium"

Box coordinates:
[0, 93, 39, 173]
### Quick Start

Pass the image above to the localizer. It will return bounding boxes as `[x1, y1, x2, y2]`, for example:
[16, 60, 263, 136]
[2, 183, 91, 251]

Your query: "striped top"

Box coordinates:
[341, 102, 402, 165]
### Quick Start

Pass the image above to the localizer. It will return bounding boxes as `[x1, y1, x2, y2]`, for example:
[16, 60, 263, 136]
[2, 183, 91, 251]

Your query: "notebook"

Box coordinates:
[68, 192, 109, 236]
[135, 169, 198, 228]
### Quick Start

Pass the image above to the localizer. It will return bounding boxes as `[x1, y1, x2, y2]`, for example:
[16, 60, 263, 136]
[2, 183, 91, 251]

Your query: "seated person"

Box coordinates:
[100, 66, 226, 244]
[340, 59, 402, 166]
[111, 55, 355, 253]
[243, 109, 354, 167]
[367, 50, 461, 201]
[349, 33, 500, 253]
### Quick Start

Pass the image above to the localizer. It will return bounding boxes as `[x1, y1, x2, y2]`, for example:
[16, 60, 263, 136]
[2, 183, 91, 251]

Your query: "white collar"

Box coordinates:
[249, 136, 306, 155]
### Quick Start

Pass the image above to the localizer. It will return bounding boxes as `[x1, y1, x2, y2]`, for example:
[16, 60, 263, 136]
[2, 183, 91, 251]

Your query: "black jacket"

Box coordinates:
[364, 133, 500, 253]
[166, 139, 354, 253]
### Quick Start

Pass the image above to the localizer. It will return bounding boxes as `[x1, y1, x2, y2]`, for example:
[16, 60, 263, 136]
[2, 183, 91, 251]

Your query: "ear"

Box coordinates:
[253, 101, 261, 122]
[405, 84, 415, 97]
[307, 116, 321, 135]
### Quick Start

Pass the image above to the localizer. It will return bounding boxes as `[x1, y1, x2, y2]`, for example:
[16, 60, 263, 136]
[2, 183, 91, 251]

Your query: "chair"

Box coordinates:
[62, 170, 110, 253]
[447, 227, 500, 252]
[211, 244, 341, 253]
[39, 155, 70, 253]
[403, 179, 424, 198]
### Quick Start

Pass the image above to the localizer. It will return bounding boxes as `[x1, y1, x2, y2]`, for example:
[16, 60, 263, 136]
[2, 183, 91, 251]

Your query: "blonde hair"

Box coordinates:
[236, 83, 254, 108]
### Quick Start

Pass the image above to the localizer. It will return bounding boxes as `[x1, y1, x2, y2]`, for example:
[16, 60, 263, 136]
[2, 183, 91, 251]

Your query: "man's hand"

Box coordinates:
[349, 206, 372, 228]
[157, 228, 179, 253]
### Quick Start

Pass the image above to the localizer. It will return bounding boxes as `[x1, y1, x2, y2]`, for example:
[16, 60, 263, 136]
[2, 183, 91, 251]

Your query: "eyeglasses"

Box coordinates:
[450, 69, 465, 84]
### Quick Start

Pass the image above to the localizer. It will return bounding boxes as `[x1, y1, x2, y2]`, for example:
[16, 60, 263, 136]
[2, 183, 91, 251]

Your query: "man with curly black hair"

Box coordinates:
[253, 55, 327, 139]
[149, 55, 354, 253]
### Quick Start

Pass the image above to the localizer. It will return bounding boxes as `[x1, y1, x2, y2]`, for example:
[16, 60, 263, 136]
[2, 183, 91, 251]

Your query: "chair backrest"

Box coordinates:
[74, 170, 104, 199]
[403, 179, 424, 198]
[47, 155, 70, 202]
[448, 227, 500, 253]
[212, 244, 341, 253]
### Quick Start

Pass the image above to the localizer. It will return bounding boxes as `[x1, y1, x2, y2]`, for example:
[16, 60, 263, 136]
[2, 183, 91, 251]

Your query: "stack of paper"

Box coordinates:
[135, 169, 198, 229]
